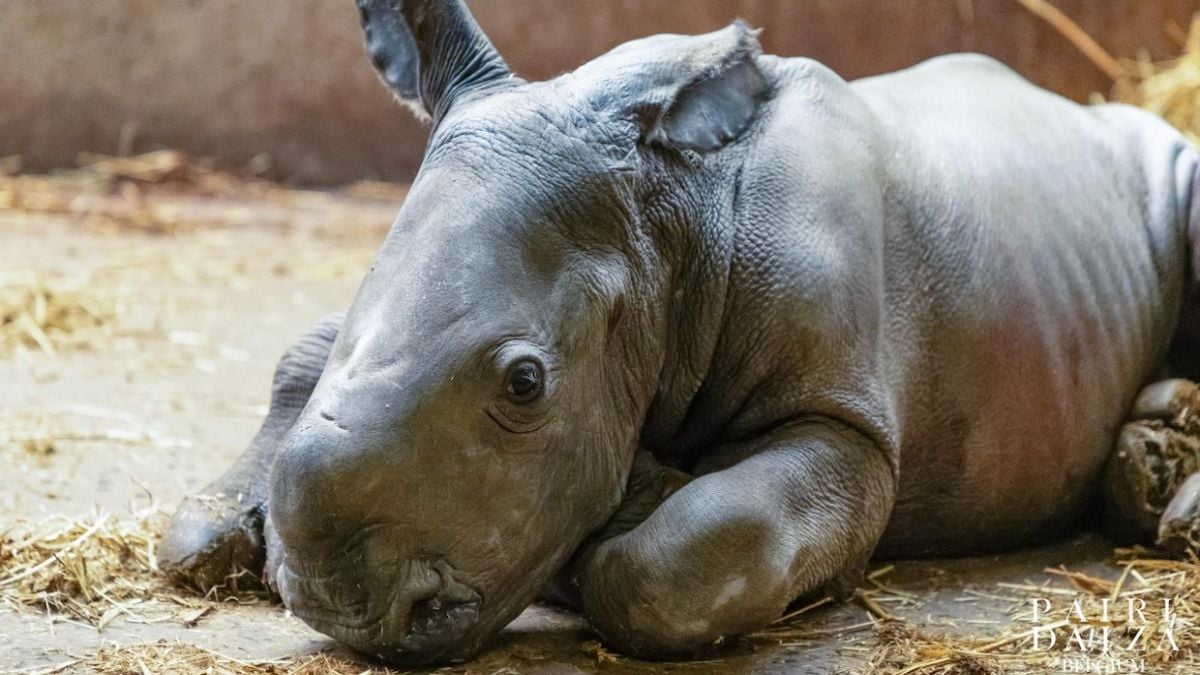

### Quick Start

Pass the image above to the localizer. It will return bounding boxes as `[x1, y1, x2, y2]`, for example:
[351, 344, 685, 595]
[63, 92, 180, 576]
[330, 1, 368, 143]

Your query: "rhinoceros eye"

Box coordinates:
[505, 360, 543, 403]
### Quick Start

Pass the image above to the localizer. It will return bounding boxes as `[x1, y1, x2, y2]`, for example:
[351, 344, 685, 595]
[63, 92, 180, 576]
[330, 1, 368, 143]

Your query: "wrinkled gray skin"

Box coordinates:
[160, 0, 1200, 665]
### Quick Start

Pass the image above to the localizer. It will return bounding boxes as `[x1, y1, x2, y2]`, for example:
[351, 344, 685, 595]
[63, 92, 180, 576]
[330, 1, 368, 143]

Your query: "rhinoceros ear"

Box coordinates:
[638, 22, 770, 153]
[357, 0, 515, 123]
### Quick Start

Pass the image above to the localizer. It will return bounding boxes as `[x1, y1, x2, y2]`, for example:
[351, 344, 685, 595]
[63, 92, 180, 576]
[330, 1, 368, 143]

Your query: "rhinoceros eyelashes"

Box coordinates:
[489, 355, 551, 435]
[504, 360, 544, 404]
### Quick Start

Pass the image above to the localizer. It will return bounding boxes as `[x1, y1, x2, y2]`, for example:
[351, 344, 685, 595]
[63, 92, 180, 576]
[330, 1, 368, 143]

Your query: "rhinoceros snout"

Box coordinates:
[267, 376, 501, 663]
[269, 406, 387, 544]
[277, 555, 482, 664]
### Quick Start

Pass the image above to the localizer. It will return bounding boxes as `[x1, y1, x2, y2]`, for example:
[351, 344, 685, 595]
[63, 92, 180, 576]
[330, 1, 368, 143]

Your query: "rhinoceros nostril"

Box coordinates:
[398, 560, 481, 641]
[317, 410, 350, 432]
[406, 593, 480, 640]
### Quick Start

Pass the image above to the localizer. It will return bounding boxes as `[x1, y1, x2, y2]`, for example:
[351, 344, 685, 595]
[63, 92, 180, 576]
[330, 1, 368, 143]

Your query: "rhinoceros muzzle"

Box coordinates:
[277, 556, 482, 664]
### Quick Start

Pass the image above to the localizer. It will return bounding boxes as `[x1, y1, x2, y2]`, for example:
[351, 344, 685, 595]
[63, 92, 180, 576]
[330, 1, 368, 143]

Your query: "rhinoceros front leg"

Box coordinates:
[160, 312, 343, 593]
[1104, 378, 1200, 551]
[573, 421, 895, 659]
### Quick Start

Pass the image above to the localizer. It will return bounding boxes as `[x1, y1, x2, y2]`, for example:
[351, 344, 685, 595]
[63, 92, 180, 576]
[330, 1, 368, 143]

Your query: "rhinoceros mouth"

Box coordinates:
[276, 562, 383, 629]
[304, 592, 483, 665]
[277, 558, 483, 664]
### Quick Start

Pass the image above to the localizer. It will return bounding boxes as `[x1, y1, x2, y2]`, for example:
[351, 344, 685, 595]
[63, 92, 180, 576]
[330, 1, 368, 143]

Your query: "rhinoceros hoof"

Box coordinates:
[1131, 379, 1200, 424]
[1157, 472, 1200, 555]
[159, 493, 267, 594]
[1104, 421, 1200, 543]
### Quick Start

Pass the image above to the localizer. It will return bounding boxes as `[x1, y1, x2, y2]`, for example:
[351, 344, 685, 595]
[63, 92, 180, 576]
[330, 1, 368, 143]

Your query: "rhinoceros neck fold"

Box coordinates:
[634, 157, 743, 464]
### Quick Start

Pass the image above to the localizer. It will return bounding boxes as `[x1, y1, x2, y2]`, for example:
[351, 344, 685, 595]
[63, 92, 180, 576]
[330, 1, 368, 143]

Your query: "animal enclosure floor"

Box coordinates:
[0, 178, 1181, 674]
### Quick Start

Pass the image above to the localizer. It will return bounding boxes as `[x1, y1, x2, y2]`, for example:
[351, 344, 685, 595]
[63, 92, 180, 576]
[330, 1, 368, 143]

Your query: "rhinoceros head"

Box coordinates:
[268, 0, 769, 663]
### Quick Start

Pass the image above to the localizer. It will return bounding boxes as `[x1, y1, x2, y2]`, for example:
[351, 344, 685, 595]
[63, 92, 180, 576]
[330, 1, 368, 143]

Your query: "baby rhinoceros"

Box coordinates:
[160, 0, 1200, 665]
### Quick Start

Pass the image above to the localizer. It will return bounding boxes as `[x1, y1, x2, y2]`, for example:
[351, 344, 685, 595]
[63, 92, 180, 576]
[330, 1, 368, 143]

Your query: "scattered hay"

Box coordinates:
[2, 411, 57, 455]
[750, 551, 1199, 673]
[0, 409, 195, 457]
[1121, 16, 1200, 147]
[1019, 1, 1200, 145]
[580, 640, 620, 665]
[855, 621, 996, 675]
[76, 150, 192, 184]
[845, 552, 1199, 674]
[1015, 0, 1127, 82]
[31, 642, 383, 675]
[0, 511, 395, 673]
[0, 274, 115, 357]
[0, 150, 288, 236]
[4, 515, 1196, 674]
[1, 509, 163, 626]
[0, 239, 376, 364]
[0, 149, 400, 242]
[0, 509, 258, 630]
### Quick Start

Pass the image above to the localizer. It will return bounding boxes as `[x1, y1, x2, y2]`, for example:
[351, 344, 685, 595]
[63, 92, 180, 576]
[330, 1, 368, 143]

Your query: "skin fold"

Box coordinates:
[160, 0, 1200, 665]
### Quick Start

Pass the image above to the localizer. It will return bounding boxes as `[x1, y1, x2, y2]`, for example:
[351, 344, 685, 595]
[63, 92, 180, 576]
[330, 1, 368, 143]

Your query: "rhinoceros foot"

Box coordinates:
[1105, 379, 1200, 552]
[159, 491, 268, 595]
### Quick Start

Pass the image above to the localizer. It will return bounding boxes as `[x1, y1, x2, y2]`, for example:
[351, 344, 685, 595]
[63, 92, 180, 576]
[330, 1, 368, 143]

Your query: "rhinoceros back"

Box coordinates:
[849, 54, 1197, 555]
